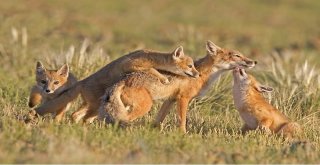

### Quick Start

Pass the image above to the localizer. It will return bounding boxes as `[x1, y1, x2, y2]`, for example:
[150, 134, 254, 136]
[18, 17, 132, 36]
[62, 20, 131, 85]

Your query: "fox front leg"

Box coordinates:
[145, 68, 170, 84]
[177, 97, 190, 133]
[259, 119, 273, 134]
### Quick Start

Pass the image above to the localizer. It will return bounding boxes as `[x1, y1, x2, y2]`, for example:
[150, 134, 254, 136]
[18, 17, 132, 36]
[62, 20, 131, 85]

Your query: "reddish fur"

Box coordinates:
[232, 71, 302, 138]
[99, 41, 257, 133]
[35, 47, 199, 123]
[29, 62, 77, 122]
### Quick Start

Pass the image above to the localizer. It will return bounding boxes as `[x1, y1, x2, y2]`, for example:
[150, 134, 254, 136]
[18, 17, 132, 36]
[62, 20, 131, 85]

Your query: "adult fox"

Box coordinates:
[35, 46, 199, 123]
[28, 61, 77, 122]
[232, 68, 302, 138]
[98, 41, 257, 133]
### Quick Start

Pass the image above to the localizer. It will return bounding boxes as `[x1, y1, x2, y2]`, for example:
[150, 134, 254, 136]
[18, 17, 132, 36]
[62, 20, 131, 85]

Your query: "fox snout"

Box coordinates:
[45, 89, 52, 93]
[44, 88, 54, 94]
[184, 69, 200, 78]
[191, 69, 200, 78]
[244, 60, 257, 68]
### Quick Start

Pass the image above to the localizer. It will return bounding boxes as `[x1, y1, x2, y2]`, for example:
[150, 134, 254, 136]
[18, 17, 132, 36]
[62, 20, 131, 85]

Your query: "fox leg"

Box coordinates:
[128, 66, 169, 84]
[28, 86, 42, 108]
[145, 68, 170, 84]
[83, 102, 100, 124]
[126, 97, 153, 122]
[177, 97, 190, 133]
[116, 86, 152, 121]
[277, 122, 302, 139]
[241, 124, 252, 134]
[72, 103, 89, 123]
[154, 99, 175, 126]
[54, 103, 71, 122]
[259, 119, 273, 134]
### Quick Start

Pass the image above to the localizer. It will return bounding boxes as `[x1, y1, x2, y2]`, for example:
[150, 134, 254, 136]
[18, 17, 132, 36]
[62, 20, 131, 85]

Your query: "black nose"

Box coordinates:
[45, 89, 51, 93]
[254, 61, 258, 64]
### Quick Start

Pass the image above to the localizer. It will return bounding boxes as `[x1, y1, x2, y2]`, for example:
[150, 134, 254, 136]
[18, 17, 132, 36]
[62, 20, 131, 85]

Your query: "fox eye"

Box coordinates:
[188, 64, 193, 68]
[234, 54, 241, 58]
[54, 81, 59, 85]
[40, 80, 46, 84]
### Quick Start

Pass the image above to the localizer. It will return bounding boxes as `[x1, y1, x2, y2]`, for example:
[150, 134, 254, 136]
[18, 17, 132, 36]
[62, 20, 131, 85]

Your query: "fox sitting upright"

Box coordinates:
[232, 68, 302, 138]
[35, 46, 199, 123]
[28, 61, 77, 122]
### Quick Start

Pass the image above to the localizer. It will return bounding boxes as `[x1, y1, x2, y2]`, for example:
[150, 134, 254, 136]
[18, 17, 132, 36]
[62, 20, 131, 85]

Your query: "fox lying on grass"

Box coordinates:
[98, 41, 257, 133]
[232, 68, 302, 138]
[35, 46, 199, 123]
[28, 61, 77, 122]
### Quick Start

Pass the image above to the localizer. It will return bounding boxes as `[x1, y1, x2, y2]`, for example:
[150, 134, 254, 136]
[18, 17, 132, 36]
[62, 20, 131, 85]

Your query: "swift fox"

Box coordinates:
[232, 68, 302, 138]
[35, 46, 199, 123]
[98, 41, 257, 133]
[28, 61, 77, 122]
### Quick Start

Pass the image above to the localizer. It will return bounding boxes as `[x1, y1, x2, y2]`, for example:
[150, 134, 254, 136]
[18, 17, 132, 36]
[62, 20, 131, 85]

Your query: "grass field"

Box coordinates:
[1, 0, 320, 163]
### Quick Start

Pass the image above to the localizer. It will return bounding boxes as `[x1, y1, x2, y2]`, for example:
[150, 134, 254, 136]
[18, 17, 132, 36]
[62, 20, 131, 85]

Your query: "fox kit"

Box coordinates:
[232, 68, 302, 138]
[28, 61, 77, 122]
[98, 41, 257, 133]
[35, 46, 199, 123]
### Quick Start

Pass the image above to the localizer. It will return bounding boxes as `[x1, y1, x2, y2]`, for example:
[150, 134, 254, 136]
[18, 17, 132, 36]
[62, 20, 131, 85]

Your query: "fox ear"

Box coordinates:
[256, 85, 273, 93]
[206, 40, 221, 56]
[57, 64, 69, 77]
[36, 61, 46, 74]
[173, 46, 185, 60]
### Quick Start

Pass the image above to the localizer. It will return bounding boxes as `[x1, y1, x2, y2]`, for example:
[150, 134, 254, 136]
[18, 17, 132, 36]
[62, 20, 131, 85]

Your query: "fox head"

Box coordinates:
[35, 61, 69, 94]
[169, 46, 200, 78]
[205, 40, 257, 70]
[233, 68, 273, 93]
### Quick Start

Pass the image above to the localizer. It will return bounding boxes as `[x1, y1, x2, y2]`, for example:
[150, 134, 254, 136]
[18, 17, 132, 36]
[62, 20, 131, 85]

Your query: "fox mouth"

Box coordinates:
[239, 69, 245, 76]
[240, 63, 255, 69]
[184, 71, 198, 78]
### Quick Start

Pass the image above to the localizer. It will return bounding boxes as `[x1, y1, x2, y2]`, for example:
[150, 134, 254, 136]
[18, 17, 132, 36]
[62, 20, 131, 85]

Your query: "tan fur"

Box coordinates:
[28, 61, 77, 122]
[99, 41, 257, 133]
[232, 68, 302, 138]
[35, 47, 199, 123]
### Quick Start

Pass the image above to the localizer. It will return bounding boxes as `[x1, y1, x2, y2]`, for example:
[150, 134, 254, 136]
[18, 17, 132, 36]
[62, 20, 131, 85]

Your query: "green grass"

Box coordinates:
[0, 0, 320, 163]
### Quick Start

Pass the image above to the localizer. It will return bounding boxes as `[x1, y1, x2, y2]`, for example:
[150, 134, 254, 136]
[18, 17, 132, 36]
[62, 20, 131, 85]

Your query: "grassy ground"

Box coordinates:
[0, 0, 320, 163]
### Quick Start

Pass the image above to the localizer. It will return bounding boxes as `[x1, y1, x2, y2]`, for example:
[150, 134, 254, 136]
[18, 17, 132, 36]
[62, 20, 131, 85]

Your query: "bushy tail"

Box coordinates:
[278, 122, 303, 139]
[35, 82, 82, 115]
[98, 82, 128, 123]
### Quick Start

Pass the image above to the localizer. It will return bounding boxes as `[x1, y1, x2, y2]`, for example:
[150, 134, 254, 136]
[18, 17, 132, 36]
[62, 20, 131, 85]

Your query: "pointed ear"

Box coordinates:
[173, 46, 185, 60]
[256, 84, 273, 93]
[36, 61, 46, 74]
[206, 40, 221, 56]
[57, 64, 69, 77]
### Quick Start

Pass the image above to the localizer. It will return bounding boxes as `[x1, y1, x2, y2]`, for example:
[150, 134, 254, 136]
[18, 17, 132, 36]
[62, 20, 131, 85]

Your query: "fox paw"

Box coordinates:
[160, 78, 170, 85]
[24, 109, 39, 124]
[260, 126, 272, 134]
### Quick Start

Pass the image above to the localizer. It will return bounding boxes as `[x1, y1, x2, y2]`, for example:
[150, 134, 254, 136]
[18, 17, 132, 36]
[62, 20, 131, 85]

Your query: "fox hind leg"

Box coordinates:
[154, 99, 175, 127]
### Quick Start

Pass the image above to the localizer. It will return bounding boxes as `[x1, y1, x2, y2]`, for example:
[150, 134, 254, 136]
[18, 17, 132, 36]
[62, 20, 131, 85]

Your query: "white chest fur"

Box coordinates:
[197, 69, 225, 98]
[239, 111, 258, 129]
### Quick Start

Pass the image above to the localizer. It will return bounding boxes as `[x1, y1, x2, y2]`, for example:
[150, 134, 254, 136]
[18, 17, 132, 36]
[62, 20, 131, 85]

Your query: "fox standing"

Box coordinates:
[35, 46, 199, 123]
[98, 41, 257, 133]
[28, 61, 77, 122]
[232, 68, 302, 138]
